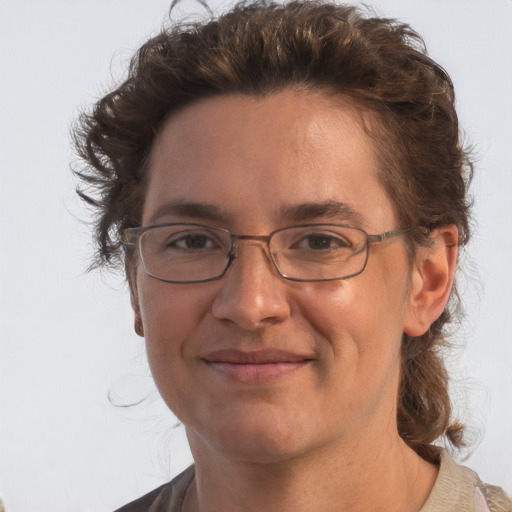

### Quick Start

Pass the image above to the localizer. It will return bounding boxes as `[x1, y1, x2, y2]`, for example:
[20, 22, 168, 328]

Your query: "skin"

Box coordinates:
[131, 89, 458, 512]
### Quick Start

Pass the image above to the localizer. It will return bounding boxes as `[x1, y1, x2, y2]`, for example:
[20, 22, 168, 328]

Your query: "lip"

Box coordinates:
[202, 349, 314, 383]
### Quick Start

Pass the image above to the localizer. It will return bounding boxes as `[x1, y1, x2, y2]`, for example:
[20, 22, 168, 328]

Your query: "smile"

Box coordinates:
[202, 349, 314, 383]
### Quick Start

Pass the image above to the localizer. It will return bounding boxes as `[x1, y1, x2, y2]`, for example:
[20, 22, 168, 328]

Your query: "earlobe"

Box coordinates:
[131, 290, 145, 337]
[125, 258, 144, 338]
[403, 225, 458, 337]
[128, 268, 144, 337]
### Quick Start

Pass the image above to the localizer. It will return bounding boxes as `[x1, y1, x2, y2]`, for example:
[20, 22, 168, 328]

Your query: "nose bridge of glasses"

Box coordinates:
[230, 233, 276, 265]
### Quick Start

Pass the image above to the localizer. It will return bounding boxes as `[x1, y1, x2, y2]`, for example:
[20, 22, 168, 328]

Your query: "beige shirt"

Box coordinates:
[114, 450, 512, 512]
[421, 449, 511, 512]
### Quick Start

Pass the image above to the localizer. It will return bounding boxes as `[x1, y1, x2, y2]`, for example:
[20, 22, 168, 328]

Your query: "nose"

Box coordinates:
[211, 241, 291, 330]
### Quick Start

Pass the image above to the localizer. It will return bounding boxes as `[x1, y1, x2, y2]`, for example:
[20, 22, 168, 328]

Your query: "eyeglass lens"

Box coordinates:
[137, 224, 369, 283]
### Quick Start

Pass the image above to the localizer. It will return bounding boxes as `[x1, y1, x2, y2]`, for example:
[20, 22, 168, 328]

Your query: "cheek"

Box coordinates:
[136, 278, 213, 387]
[297, 267, 407, 378]
[138, 277, 211, 337]
[300, 276, 404, 341]
[287, 281, 405, 432]
[136, 282, 221, 425]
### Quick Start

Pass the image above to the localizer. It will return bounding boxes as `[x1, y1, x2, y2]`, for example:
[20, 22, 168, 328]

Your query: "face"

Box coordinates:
[133, 90, 416, 464]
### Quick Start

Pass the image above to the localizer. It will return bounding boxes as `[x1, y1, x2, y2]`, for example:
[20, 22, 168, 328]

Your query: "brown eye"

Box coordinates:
[294, 233, 351, 251]
[174, 234, 214, 249]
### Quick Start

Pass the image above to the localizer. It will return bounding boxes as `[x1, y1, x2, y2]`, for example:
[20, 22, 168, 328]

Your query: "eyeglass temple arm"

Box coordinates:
[366, 226, 419, 244]
[121, 228, 142, 245]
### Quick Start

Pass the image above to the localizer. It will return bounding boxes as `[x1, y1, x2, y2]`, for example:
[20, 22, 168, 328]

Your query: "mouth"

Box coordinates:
[202, 349, 314, 383]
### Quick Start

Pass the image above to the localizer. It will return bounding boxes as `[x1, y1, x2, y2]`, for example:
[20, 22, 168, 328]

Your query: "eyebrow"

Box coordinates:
[148, 200, 230, 225]
[149, 199, 368, 227]
[279, 200, 369, 226]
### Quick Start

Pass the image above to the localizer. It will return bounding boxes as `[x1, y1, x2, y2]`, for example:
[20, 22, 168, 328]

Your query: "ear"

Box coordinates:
[128, 267, 144, 337]
[130, 288, 145, 337]
[403, 225, 458, 337]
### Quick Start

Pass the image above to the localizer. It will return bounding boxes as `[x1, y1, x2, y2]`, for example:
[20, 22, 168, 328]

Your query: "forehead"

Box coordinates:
[143, 89, 397, 231]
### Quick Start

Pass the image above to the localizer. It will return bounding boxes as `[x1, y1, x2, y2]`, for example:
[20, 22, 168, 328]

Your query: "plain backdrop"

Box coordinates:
[1, 0, 511, 511]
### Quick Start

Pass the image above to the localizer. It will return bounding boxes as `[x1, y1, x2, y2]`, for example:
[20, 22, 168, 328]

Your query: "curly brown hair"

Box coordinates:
[72, 0, 473, 459]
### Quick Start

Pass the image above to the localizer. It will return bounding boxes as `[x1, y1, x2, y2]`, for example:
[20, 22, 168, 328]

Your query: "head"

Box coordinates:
[73, 0, 473, 459]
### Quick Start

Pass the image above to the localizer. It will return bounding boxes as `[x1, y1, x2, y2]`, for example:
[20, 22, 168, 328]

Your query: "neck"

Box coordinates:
[183, 429, 438, 512]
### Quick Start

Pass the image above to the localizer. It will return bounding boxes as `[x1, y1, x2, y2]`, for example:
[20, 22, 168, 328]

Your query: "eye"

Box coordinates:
[168, 231, 221, 250]
[294, 233, 352, 251]
[173, 234, 215, 249]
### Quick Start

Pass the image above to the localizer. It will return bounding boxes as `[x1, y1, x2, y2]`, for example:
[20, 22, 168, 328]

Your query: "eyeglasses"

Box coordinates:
[122, 223, 415, 284]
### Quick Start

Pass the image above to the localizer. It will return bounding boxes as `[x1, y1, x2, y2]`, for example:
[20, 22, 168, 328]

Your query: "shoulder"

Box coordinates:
[113, 466, 195, 512]
[477, 482, 512, 512]
[421, 449, 512, 512]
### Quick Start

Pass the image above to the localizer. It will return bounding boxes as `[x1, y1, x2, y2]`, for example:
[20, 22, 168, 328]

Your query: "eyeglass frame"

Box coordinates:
[122, 222, 418, 284]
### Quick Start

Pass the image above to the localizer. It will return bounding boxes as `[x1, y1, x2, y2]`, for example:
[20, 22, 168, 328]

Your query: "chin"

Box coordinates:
[187, 408, 321, 465]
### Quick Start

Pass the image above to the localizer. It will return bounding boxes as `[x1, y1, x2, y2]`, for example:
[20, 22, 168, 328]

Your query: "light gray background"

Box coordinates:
[1, 1, 511, 511]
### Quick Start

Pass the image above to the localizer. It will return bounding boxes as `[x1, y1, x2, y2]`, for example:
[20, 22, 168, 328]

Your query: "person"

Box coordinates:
[72, 1, 512, 511]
